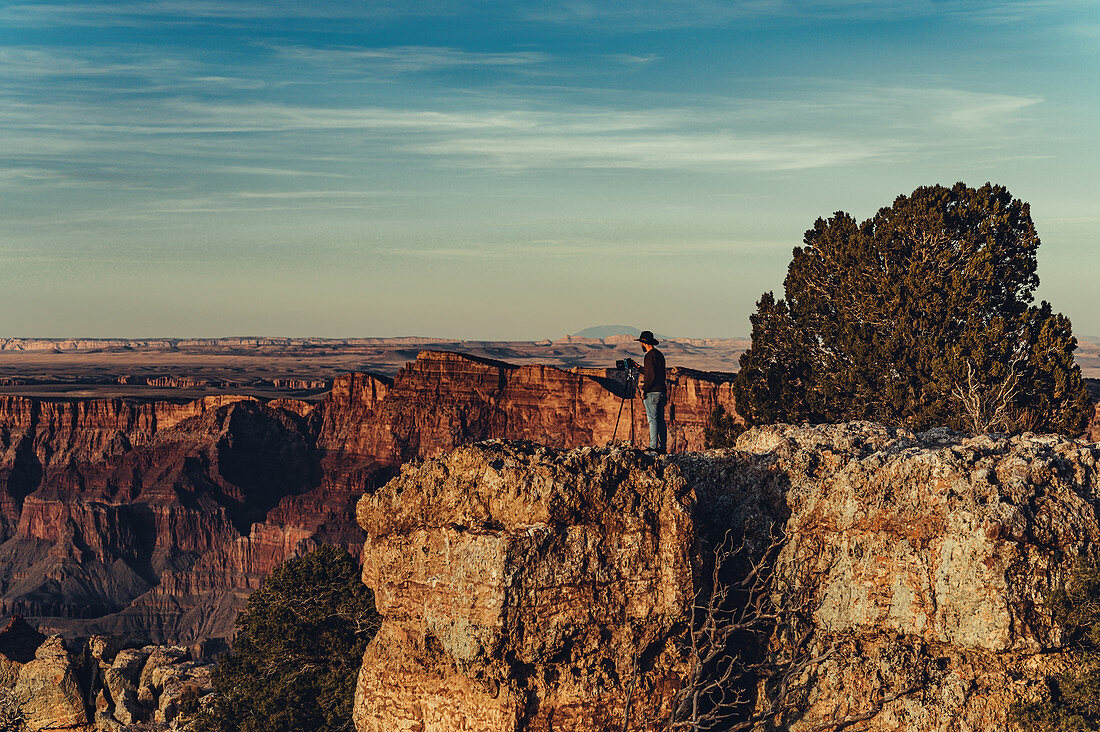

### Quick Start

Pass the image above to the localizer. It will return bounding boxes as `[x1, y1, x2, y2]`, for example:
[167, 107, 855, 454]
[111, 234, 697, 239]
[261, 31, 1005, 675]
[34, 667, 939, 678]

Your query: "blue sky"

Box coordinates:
[1, 0, 1097, 339]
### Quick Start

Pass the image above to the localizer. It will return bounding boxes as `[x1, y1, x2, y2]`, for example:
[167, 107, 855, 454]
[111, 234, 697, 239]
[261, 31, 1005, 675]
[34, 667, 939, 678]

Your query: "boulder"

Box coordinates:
[86, 635, 122, 665]
[103, 647, 149, 705]
[13, 635, 90, 731]
[137, 646, 188, 705]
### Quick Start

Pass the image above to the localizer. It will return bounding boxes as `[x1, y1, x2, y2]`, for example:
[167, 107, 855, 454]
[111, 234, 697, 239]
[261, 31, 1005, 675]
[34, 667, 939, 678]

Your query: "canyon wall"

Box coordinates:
[0, 351, 735, 643]
[353, 424, 1100, 731]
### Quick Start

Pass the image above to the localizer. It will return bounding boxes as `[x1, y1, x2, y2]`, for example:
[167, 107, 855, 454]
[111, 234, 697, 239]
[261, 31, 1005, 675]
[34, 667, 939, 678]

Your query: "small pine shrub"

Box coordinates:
[704, 405, 745, 449]
[190, 545, 380, 732]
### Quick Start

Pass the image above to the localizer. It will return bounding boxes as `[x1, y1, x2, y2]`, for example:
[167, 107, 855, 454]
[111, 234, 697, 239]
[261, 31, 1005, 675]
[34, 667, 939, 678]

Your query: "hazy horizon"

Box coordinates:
[3, 1, 1098, 340]
[4, 330, 1100, 344]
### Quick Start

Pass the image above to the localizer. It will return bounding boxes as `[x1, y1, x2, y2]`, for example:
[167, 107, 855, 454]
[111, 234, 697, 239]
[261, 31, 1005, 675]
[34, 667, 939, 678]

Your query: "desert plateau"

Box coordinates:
[0, 336, 749, 401]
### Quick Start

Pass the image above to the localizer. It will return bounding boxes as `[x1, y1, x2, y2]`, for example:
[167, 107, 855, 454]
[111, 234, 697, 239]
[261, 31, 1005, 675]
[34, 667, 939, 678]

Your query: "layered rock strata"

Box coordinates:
[353, 424, 1100, 732]
[0, 351, 736, 643]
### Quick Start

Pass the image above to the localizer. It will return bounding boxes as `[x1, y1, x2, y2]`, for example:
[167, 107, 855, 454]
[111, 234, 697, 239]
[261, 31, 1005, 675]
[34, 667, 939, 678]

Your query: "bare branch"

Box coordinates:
[666, 528, 923, 731]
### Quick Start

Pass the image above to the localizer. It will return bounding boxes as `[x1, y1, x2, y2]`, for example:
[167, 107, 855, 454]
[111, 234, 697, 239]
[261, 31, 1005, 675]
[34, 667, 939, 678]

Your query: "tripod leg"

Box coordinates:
[613, 393, 626, 442]
[630, 391, 635, 445]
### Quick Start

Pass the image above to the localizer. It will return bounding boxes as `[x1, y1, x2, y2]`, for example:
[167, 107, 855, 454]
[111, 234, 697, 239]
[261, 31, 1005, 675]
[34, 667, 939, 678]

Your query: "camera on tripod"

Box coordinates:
[615, 358, 638, 374]
[611, 358, 639, 442]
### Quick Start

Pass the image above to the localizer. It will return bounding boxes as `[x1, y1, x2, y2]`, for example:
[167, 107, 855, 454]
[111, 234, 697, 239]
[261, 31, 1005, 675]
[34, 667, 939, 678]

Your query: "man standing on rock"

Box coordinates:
[635, 330, 667, 454]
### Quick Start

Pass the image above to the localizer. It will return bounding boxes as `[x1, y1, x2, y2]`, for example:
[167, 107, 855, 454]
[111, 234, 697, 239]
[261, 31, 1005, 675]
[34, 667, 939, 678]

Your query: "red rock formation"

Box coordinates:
[0, 350, 738, 644]
[1087, 409, 1100, 442]
[1084, 387, 1100, 442]
[318, 350, 736, 468]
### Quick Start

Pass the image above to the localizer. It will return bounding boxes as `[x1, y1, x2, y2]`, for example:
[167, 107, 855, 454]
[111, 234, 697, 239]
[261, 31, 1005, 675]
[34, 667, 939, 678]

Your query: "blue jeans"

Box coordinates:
[643, 391, 667, 452]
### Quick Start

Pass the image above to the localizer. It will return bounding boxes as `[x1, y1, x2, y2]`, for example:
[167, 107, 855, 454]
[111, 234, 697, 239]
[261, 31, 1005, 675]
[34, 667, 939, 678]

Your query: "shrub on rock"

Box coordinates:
[191, 545, 379, 732]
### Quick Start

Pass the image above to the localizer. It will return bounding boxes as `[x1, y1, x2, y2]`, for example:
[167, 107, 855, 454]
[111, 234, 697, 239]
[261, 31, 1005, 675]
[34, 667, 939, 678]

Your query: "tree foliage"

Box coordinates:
[733, 182, 1091, 435]
[191, 545, 379, 732]
[703, 406, 745, 449]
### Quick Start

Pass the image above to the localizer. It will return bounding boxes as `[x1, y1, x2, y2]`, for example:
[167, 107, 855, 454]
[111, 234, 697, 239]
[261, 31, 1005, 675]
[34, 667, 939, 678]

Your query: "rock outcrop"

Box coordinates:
[0, 629, 214, 732]
[354, 441, 694, 731]
[0, 350, 736, 643]
[353, 424, 1100, 732]
[12, 635, 90, 731]
[740, 423, 1099, 731]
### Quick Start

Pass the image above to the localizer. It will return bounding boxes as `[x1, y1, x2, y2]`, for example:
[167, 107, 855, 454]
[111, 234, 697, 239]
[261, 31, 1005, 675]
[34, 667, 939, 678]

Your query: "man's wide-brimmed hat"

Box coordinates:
[637, 330, 659, 346]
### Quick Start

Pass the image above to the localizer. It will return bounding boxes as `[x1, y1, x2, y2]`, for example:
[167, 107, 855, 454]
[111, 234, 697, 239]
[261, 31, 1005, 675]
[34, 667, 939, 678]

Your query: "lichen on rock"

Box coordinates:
[738, 423, 1100, 730]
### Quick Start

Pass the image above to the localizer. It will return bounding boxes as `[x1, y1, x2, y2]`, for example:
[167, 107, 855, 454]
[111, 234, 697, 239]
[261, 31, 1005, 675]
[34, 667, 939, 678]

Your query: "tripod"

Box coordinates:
[612, 367, 637, 444]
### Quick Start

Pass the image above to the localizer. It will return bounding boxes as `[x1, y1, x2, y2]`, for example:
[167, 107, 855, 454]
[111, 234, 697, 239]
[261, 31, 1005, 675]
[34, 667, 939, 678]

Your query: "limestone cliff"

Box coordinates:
[744, 423, 1098, 731]
[353, 424, 1100, 731]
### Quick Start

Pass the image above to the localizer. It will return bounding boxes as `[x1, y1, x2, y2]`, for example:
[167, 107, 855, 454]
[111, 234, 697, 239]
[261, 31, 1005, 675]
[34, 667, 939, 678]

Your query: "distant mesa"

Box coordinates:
[571, 325, 669, 340]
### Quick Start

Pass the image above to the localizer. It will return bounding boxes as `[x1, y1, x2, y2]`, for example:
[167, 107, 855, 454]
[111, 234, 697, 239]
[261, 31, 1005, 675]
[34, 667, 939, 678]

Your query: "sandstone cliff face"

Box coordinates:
[0, 395, 339, 642]
[0, 350, 736, 644]
[354, 441, 694, 732]
[353, 424, 1100, 732]
[319, 350, 735, 470]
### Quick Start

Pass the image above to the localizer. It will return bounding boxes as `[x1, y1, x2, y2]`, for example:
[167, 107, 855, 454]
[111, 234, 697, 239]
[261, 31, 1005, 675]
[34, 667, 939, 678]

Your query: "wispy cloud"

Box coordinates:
[270, 45, 550, 74]
[0, 1, 436, 27]
[0, 47, 181, 77]
[522, 0, 938, 29]
[938, 0, 1100, 25]
[0, 81, 1048, 184]
[3, 0, 1090, 34]
[931, 90, 1042, 127]
[0, 0, 969, 31]
[218, 166, 352, 178]
[522, 0, 1100, 31]
[411, 131, 895, 171]
[0, 46, 271, 96]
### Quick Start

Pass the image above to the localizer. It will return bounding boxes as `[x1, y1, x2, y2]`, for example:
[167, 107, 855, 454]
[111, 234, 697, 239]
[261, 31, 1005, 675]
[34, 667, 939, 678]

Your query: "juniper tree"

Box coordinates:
[191, 545, 379, 732]
[733, 182, 1091, 435]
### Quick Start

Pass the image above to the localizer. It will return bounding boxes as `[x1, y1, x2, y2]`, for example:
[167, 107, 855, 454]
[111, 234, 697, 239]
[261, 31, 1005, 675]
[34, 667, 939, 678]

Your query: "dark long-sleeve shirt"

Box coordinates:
[641, 348, 666, 394]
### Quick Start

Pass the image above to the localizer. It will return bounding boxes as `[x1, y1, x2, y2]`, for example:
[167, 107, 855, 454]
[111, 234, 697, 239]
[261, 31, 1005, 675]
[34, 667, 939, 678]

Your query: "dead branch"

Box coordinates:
[667, 528, 828, 731]
[951, 360, 1019, 434]
[667, 529, 923, 731]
